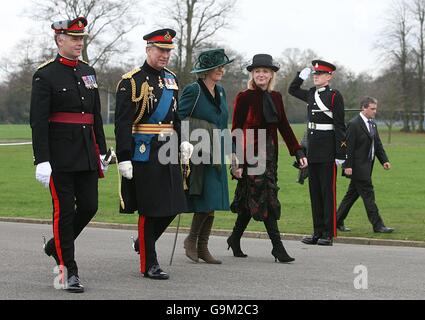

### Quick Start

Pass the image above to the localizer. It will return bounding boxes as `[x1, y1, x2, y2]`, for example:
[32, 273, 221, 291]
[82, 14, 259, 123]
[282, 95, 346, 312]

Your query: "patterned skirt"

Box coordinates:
[230, 135, 281, 221]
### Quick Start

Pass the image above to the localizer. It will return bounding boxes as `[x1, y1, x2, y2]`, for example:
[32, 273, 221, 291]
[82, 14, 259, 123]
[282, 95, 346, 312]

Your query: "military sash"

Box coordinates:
[132, 71, 175, 162]
[314, 89, 333, 119]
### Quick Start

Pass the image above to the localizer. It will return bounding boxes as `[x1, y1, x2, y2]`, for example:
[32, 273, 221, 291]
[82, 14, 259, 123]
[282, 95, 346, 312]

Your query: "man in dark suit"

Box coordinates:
[336, 97, 394, 233]
[289, 60, 347, 246]
[30, 17, 109, 293]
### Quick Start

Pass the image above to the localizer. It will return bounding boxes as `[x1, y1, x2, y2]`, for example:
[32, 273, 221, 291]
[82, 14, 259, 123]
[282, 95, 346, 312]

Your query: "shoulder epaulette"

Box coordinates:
[164, 67, 176, 77]
[79, 59, 89, 65]
[122, 68, 141, 80]
[37, 59, 54, 70]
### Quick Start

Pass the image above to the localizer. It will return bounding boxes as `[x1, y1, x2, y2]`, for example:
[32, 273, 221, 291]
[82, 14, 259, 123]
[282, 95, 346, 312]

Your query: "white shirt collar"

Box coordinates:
[360, 112, 373, 127]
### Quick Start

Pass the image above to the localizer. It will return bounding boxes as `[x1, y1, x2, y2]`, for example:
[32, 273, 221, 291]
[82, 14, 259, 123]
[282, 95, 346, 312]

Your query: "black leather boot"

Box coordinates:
[264, 218, 295, 263]
[227, 213, 251, 258]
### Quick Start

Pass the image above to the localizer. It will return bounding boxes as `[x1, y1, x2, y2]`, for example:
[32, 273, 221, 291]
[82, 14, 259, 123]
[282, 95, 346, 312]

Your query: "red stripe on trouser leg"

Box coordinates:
[138, 215, 146, 273]
[333, 164, 337, 237]
[49, 176, 66, 282]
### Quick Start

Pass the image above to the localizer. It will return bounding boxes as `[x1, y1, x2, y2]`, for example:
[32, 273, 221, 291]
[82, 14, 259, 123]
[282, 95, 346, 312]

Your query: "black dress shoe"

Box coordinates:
[317, 237, 333, 246]
[65, 275, 84, 293]
[374, 226, 394, 233]
[337, 225, 351, 232]
[301, 235, 320, 245]
[144, 265, 169, 280]
[43, 236, 60, 265]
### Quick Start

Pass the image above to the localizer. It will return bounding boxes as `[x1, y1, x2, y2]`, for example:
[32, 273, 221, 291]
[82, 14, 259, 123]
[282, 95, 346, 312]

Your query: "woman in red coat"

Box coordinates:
[229, 54, 308, 263]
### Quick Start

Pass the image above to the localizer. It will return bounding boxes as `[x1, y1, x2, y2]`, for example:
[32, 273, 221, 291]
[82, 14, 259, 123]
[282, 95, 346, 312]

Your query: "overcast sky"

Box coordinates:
[1, 0, 392, 76]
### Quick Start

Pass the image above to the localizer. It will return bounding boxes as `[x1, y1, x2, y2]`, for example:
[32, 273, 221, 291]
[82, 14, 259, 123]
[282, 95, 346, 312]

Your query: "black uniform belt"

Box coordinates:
[49, 112, 94, 124]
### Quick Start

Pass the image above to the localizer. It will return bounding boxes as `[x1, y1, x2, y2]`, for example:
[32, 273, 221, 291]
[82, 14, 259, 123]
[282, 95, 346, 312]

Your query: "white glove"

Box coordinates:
[299, 67, 311, 81]
[335, 159, 346, 166]
[180, 141, 194, 164]
[35, 161, 52, 188]
[100, 150, 116, 173]
[100, 155, 108, 173]
[231, 153, 240, 171]
[118, 161, 133, 180]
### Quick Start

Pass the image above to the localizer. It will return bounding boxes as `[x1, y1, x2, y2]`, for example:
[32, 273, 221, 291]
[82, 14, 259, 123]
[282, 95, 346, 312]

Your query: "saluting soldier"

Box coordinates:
[115, 29, 188, 280]
[30, 17, 109, 292]
[289, 60, 347, 246]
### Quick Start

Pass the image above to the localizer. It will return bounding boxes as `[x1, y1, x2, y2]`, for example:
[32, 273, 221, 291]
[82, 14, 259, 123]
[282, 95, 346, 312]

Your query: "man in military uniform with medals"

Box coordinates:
[115, 29, 189, 280]
[30, 17, 110, 292]
[289, 60, 347, 246]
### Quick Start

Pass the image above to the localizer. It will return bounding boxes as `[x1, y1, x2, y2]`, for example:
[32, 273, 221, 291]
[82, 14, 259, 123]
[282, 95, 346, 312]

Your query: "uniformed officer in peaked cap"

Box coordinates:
[289, 59, 347, 246]
[115, 28, 188, 280]
[30, 16, 110, 293]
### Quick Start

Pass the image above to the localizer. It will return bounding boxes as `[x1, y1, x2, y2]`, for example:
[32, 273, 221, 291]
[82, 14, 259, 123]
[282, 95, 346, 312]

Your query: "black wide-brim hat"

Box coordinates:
[247, 54, 280, 72]
[191, 49, 234, 74]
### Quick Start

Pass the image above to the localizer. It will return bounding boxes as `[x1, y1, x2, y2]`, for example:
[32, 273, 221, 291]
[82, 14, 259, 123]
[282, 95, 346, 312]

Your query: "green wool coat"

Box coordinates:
[178, 79, 230, 213]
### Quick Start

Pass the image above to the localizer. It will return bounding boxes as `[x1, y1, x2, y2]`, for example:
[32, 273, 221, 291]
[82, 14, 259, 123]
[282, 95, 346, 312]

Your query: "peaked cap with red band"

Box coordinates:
[143, 28, 176, 49]
[312, 59, 336, 74]
[51, 17, 88, 36]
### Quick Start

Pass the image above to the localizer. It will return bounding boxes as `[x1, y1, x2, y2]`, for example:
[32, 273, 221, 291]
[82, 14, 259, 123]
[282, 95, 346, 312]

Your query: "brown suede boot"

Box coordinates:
[184, 213, 208, 262]
[197, 214, 222, 264]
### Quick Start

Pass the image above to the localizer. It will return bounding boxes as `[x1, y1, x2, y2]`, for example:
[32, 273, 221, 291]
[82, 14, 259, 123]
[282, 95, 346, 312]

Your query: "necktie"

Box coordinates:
[368, 120, 375, 137]
[368, 120, 375, 160]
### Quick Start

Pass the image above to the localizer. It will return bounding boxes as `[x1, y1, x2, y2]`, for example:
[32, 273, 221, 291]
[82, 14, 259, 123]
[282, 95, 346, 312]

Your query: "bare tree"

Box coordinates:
[165, 0, 237, 87]
[410, 0, 425, 132]
[377, 0, 414, 132]
[27, 0, 142, 68]
[372, 70, 403, 144]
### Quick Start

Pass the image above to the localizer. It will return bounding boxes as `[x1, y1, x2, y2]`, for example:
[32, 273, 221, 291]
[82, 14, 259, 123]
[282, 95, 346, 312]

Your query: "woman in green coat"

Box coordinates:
[178, 49, 233, 264]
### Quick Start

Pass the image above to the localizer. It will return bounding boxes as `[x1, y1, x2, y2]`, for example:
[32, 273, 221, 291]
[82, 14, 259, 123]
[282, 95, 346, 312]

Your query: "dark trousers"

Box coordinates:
[138, 215, 176, 273]
[336, 179, 384, 230]
[45, 171, 98, 277]
[308, 162, 337, 238]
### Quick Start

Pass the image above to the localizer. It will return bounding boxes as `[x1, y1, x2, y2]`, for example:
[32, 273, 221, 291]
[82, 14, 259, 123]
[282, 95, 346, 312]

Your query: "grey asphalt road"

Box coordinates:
[1, 222, 424, 300]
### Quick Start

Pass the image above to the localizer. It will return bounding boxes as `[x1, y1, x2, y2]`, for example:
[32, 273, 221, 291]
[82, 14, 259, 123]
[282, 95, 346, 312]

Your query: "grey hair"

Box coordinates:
[54, 33, 67, 46]
[360, 96, 378, 109]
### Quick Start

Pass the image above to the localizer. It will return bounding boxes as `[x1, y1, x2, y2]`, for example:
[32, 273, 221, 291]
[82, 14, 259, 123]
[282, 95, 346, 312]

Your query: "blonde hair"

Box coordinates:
[247, 68, 276, 92]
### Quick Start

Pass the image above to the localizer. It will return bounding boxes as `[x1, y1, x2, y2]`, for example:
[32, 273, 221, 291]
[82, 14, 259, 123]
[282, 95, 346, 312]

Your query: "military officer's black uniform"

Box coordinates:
[30, 17, 107, 292]
[289, 60, 346, 245]
[115, 29, 187, 280]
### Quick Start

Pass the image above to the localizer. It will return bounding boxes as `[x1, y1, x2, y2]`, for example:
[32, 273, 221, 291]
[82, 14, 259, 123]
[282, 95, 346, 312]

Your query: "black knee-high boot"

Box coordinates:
[263, 217, 295, 263]
[227, 212, 251, 258]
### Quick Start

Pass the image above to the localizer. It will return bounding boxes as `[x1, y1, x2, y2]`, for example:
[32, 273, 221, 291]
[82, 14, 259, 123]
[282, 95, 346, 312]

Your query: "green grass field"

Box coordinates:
[1, 124, 424, 241]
